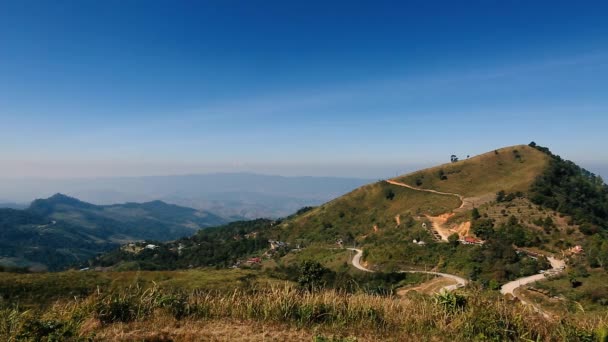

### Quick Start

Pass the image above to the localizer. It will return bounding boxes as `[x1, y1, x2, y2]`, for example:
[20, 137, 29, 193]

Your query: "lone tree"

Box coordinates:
[298, 260, 328, 292]
[448, 233, 460, 247]
[450, 155, 459, 163]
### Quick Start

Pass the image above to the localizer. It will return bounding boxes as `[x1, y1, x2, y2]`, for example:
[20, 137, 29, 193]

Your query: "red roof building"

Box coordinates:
[462, 236, 484, 245]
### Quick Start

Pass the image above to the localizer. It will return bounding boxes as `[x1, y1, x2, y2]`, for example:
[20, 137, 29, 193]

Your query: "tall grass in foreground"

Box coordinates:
[1, 284, 606, 341]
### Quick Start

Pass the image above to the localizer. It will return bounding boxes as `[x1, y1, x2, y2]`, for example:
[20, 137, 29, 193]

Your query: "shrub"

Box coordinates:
[95, 293, 139, 324]
[434, 291, 467, 313]
[17, 318, 76, 341]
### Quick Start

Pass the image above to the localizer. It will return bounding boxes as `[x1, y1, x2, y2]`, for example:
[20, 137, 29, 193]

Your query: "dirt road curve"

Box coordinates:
[500, 257, 566, 297]
[347, 248, 467, 292]
[385, 180, 466, 209]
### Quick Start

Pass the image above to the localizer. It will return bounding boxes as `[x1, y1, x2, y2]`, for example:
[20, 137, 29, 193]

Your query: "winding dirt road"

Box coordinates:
[500, 256, 565, 297]
[385, 180, 466, 209]
[375, 179, 567, 315]
[347, 248, 467, 292]
[385, 179, 472, 241]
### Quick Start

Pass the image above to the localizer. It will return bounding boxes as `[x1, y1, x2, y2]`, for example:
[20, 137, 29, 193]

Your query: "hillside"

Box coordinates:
[274, 144, 550, 243]
[268, 143, 608, 290]
[84, 143, 608, 312]
[396, 144, 550, 199]
[0, 194, 228, 270]
[4, 143, 608, 341]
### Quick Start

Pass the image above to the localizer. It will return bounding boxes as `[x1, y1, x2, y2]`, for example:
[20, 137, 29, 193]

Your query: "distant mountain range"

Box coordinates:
[0, 194, 228, 271]
[0, 202, 27, 210]
[0, 173, 373, 219]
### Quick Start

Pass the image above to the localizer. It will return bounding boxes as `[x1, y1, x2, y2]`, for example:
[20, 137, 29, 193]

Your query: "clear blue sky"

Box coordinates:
[1, 1, 607, 178]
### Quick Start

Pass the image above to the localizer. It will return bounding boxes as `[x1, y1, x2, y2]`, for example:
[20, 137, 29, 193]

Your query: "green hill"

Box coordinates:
[0, 194, 228, 270]
[3, 143, 607, 341]
[266, 143, 608, 287]
[87, 143, 608, 308]
[272, 144, 550, 244]
[276, 180, 460, 243]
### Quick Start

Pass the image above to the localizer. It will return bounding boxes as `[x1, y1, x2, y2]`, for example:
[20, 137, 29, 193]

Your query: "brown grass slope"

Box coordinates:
[277, 181, 460, 242]
[395, 144, 550, 198]
[1, 284, 603, 341]
[276, 145, 548, 244]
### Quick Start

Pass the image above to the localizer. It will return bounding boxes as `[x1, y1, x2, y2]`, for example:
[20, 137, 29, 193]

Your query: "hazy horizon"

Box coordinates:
[1, 158, 607, 181]
[1, 2, 607, 180]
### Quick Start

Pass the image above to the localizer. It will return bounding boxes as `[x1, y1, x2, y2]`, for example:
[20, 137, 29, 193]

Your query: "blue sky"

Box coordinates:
[1, 1, 607, 178]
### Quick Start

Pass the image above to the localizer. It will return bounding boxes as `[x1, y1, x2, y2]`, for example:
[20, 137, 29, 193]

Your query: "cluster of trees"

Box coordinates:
[92, 219, 275, 270]
[495, 190, 524, 203]
[465, 211, 548, 285]
[586, 235, 608, 270]
[360, 211, 547, 287]
[528, 142, 608, 232]
[269, 260, 409, 295]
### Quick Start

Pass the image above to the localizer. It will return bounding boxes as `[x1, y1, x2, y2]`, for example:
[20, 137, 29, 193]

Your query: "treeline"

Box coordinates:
[92, 219, 275, 270]
[361, 213, 547, 287]
[528, 142, 608, 233]
[470, 213, 549, 287]
[267, 260, 414, 296]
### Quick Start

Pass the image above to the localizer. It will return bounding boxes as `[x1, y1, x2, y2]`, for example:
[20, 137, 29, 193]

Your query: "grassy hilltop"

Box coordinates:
[274, 144, 550, 243]
[396, 144, 550, 197]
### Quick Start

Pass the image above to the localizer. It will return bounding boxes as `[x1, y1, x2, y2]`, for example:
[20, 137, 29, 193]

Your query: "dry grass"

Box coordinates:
[92, 318, 319, 342]
[396, 277, 457, 296]
[281, 181, 460, 242]
[395, 144, 550, 198]
[1, 283, 604, 341]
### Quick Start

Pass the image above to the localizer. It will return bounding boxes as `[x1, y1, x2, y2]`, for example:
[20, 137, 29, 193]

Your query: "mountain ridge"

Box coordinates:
[0, 194, 230, 270]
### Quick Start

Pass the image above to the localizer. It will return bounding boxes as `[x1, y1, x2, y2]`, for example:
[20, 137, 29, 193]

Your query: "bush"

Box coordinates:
[156, 292, 191, 319]
[95, 293, 139, 324]
[17, 318, 76, 341]
[434, 291, 467, 313]
[298, 261, 329, 292]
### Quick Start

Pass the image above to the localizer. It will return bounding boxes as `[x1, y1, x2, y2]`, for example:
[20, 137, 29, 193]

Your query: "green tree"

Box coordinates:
[438, 169, 447, 180]
[448, 233, 460, 247]
[472, 218, 494, 240]
[298, 261, 328, 292]
[496, 190, 506, 203]
[471, 208, 481, 221]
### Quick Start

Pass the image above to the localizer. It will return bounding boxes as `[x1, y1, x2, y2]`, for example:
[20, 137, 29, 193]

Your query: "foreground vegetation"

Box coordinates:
[1, 283, 606, 341]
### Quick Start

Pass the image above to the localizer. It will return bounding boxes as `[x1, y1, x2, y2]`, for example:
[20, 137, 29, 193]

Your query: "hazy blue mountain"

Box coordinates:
[0, 173, 373, 219]
[0, 194, 228, 271]
[0, 202, 27, 210]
